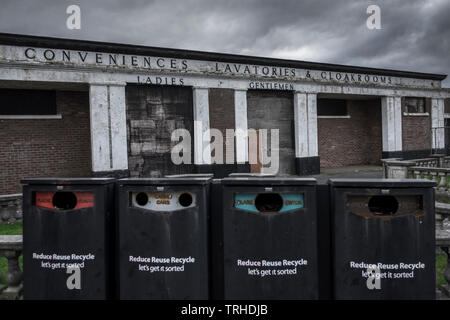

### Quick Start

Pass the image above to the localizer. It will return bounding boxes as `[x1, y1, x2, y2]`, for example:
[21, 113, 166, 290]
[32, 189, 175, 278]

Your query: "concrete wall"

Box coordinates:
[247, 90, 295, 175]
[318, 99, 382, 168]
[126, 84, 195, 177]
[0, 91, 92, 194]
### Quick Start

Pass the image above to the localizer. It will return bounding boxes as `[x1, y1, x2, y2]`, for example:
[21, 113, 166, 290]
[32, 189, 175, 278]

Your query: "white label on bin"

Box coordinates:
[129, 255, 196, 274]
[31, 252, 95, 291]
[349, 260, 427, 290]
[235, 258, 309, 277]
[131, 191, 196, 211]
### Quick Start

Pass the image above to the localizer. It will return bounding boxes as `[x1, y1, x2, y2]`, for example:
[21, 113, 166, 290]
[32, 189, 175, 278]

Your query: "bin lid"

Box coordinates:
[21, 178, 115, 185]
[165, 174, 214, 178]
[328, 178, 436, 188]
[228, 173, 276, 177]
[222, 177, 316, 186]
[118, 177, 211, 186]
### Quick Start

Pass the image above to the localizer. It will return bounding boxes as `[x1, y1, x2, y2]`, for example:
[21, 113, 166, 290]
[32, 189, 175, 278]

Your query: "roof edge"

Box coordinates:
[0, 32, 447, 81]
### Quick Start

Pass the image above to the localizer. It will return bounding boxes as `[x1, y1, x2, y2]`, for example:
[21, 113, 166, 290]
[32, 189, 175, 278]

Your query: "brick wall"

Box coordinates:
[0, 91, 92, 195]
[402, 98, 431, 151]
[209, 88, 235, 163]
[318, 99, 382, 168]
[126, 84, 194, 177]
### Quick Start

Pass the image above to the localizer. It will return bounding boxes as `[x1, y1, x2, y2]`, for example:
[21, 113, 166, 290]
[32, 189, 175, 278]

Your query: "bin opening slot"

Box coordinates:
[35, 191, 94, 210]
[179, 193, 193, 207]
[130, 191, 196, 211]
[234, 193, 304, 213]
[345, 194, 424, 218]
[255, 193, 283, 212]
[135, 192, 149, 206]
[368, 195, 398, 216]
[52, 192, 77, 210]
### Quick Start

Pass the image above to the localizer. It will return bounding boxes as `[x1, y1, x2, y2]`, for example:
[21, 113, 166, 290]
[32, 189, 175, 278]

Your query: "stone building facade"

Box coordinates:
[0, 33, 449, 196]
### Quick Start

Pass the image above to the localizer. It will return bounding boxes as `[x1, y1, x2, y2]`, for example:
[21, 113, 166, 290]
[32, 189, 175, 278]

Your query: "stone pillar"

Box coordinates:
[89, 83, 128, 176]
[431, 98, 445, 152]
[294, 92, 320, 175]
[234, 89, 248, 164]
[0, 235, 23, 300]
[381, 159, 416, 179]
[192, 87, 211, 165]
[381, 96, 403, 158]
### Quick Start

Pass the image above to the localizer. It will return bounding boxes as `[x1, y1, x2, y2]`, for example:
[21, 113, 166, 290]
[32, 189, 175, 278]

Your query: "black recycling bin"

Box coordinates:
[117, 177, 211, 299]
[219, 176, 319, 299]
[329, 179, 436, 300]
[22, 178, 115, 300]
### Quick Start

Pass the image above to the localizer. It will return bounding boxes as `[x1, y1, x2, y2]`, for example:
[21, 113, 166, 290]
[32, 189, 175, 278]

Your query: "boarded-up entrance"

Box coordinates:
[126, 84, 194, 177]
[247, 90, 295, 175]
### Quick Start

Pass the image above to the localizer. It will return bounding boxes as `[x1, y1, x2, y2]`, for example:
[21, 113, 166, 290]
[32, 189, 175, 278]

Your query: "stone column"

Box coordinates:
[431, 98, 445, 152]
[234, 89, 248, 164]
[381, 96, 403, 158]
[294, 92, 320, 175]
[192, 87, 211, 165]
[89, 83, 128, 176]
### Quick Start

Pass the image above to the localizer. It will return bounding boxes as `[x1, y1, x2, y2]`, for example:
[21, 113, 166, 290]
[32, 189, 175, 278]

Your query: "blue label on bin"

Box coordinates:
[280, 194, 304, 212]
[234, 193, 304, 212]
[234, 193, 259, 212]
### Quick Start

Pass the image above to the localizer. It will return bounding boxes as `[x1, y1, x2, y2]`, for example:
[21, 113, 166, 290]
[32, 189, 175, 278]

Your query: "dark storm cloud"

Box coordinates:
[0, 0, 448, 86]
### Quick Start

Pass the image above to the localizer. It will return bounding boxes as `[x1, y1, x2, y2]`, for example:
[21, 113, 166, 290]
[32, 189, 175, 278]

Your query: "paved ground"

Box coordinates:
[304, 165, 383, 184]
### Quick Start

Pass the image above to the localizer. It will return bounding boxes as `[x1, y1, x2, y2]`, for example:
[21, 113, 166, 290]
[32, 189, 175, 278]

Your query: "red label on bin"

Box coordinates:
[36, 192, 54, 209]
[35, 192, 94, 210]
[75, 192, 95, 209]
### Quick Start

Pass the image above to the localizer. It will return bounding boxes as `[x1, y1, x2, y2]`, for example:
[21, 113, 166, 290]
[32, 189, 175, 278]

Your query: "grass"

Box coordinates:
[0, 222, 23, 285]
[0, 222, 448, 290]
[437, 253, 447, 288]
[0, 221, 23, 235]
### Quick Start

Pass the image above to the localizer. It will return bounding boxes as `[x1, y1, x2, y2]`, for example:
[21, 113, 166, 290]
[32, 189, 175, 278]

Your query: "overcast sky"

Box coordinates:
[0, 0, 449, 87]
